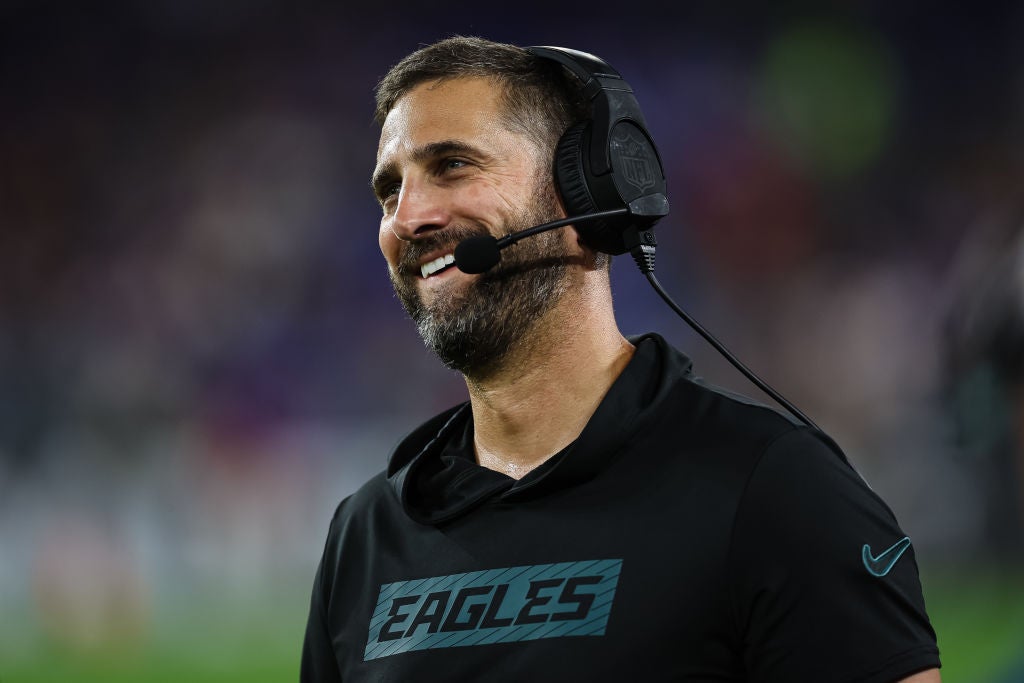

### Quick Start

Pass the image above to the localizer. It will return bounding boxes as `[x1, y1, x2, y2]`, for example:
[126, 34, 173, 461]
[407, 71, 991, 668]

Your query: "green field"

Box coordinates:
[923, 571, 1024, 683]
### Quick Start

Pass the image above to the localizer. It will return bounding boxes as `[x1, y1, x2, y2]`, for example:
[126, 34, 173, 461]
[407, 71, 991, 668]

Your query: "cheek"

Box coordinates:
[378, 222, 401, 270]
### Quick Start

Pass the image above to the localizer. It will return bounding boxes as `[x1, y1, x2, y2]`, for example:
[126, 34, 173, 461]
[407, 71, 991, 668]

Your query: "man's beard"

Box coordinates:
[389, 188, 570, 379]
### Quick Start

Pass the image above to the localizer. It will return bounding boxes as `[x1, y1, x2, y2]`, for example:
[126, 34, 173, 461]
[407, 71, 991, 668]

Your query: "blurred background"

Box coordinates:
[2, 1, 1023, 681]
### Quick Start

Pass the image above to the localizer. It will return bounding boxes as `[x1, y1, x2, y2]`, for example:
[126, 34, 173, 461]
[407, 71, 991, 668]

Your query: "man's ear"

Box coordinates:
[568, 226, 610, 271]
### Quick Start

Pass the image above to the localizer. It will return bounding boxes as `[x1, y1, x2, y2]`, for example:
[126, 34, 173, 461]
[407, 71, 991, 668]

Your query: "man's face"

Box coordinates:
[373, 77, 572, 377]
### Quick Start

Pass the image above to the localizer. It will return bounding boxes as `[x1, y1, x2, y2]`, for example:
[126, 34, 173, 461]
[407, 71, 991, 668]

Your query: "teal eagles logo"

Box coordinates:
[364, 559, 623, 661]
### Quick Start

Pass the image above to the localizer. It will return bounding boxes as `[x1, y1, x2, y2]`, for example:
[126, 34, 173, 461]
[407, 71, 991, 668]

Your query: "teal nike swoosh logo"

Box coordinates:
[862, 536, 912, 577]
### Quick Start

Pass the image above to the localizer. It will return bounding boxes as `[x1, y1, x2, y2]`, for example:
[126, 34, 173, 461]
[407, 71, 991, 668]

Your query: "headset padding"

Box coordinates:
[554, 122, 599, 217]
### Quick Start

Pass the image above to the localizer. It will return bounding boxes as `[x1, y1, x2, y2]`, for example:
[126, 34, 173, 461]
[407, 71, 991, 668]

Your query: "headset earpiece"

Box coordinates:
[554, 122, 599, 216]
[526, 46, 669, 255]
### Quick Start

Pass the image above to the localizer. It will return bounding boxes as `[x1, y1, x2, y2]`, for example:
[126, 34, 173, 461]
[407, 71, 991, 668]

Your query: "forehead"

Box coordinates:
[376, 77, 537, 164]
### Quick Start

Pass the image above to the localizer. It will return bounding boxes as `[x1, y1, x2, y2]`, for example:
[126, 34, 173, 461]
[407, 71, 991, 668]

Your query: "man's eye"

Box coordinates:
[443, 159, 467, 171]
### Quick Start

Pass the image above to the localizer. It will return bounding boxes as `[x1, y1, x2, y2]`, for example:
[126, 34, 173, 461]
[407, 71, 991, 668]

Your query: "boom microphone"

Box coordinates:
[451, 205, 821, 431]
[454, 208, 630, 274]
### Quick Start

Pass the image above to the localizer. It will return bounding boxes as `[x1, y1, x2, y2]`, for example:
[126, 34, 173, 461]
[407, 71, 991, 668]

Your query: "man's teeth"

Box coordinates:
[421, 254, 456, 278]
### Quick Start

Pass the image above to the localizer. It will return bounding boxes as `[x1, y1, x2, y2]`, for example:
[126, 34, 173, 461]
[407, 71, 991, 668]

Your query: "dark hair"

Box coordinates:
[374, 36, 589, 158]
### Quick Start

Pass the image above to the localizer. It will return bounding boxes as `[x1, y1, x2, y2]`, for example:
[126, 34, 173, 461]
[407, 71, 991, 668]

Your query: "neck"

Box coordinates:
[464, 273, 633, 479]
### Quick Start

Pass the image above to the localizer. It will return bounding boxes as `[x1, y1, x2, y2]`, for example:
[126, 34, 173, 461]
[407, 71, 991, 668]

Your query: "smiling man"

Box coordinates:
[375, 76, 579, 385]
[301, 37, 941, 682]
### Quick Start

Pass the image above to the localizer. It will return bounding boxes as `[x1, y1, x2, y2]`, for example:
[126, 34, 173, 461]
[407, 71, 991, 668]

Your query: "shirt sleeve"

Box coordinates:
[728, 428, 941, 683]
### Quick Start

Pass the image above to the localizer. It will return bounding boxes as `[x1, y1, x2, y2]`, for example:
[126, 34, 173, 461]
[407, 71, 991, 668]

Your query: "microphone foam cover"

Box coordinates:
[454, 236, 500, 274]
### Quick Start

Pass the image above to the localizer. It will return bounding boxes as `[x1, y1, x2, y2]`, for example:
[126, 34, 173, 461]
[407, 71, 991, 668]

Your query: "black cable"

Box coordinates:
[629, 240, 821, 431]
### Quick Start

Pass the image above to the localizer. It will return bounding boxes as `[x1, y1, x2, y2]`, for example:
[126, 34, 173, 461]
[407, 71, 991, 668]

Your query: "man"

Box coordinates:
[302, 36, 941, 682]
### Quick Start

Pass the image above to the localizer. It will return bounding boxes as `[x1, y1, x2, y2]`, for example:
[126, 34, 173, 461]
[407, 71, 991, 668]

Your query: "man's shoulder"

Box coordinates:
[633, 332, 804, 441]
[689, 377, 803, 433]
[666, 369, 809, 456]
[677, 377, 856, 483]
[327, 471, 394, 530]
[327, 402, 471, 532]
[623, 332, 818, 478]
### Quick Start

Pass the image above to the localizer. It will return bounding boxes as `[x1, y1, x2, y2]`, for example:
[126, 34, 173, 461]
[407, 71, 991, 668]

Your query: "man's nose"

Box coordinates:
[390, 180, 451, 241]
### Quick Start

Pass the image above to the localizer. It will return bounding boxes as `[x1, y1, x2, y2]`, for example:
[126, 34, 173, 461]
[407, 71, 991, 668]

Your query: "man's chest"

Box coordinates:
[327, 490, 745, 681]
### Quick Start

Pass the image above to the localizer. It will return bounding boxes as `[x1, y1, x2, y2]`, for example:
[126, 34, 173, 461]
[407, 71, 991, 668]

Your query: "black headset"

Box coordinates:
[525, 46, 670, 255]
[454, 45, 818, 430]
[521, 46, 819, 431]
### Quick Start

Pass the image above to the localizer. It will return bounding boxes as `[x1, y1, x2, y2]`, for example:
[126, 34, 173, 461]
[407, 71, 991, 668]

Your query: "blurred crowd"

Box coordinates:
[1, 1, 1022, 666]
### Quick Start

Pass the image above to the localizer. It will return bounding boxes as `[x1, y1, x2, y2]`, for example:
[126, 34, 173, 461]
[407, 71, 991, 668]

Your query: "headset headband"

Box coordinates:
[525, 45, 669, 254]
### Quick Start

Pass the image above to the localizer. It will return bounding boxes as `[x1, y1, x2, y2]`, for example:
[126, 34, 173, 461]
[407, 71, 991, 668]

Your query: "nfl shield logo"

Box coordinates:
[618, 130, 656, 192]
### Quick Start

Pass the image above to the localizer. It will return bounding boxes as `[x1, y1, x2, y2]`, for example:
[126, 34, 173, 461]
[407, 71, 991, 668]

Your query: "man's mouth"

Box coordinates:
[420, 253, 456, 278]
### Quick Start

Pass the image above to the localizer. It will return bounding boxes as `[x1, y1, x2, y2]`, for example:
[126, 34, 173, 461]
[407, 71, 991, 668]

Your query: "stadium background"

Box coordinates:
[2, 2, 1023, 680]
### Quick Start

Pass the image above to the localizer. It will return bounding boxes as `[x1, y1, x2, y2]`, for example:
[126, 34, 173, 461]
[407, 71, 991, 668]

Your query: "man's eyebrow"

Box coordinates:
[413, 139, 482, 162]
[370, 140, 487, 196]
[370, 162, 397, 198]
